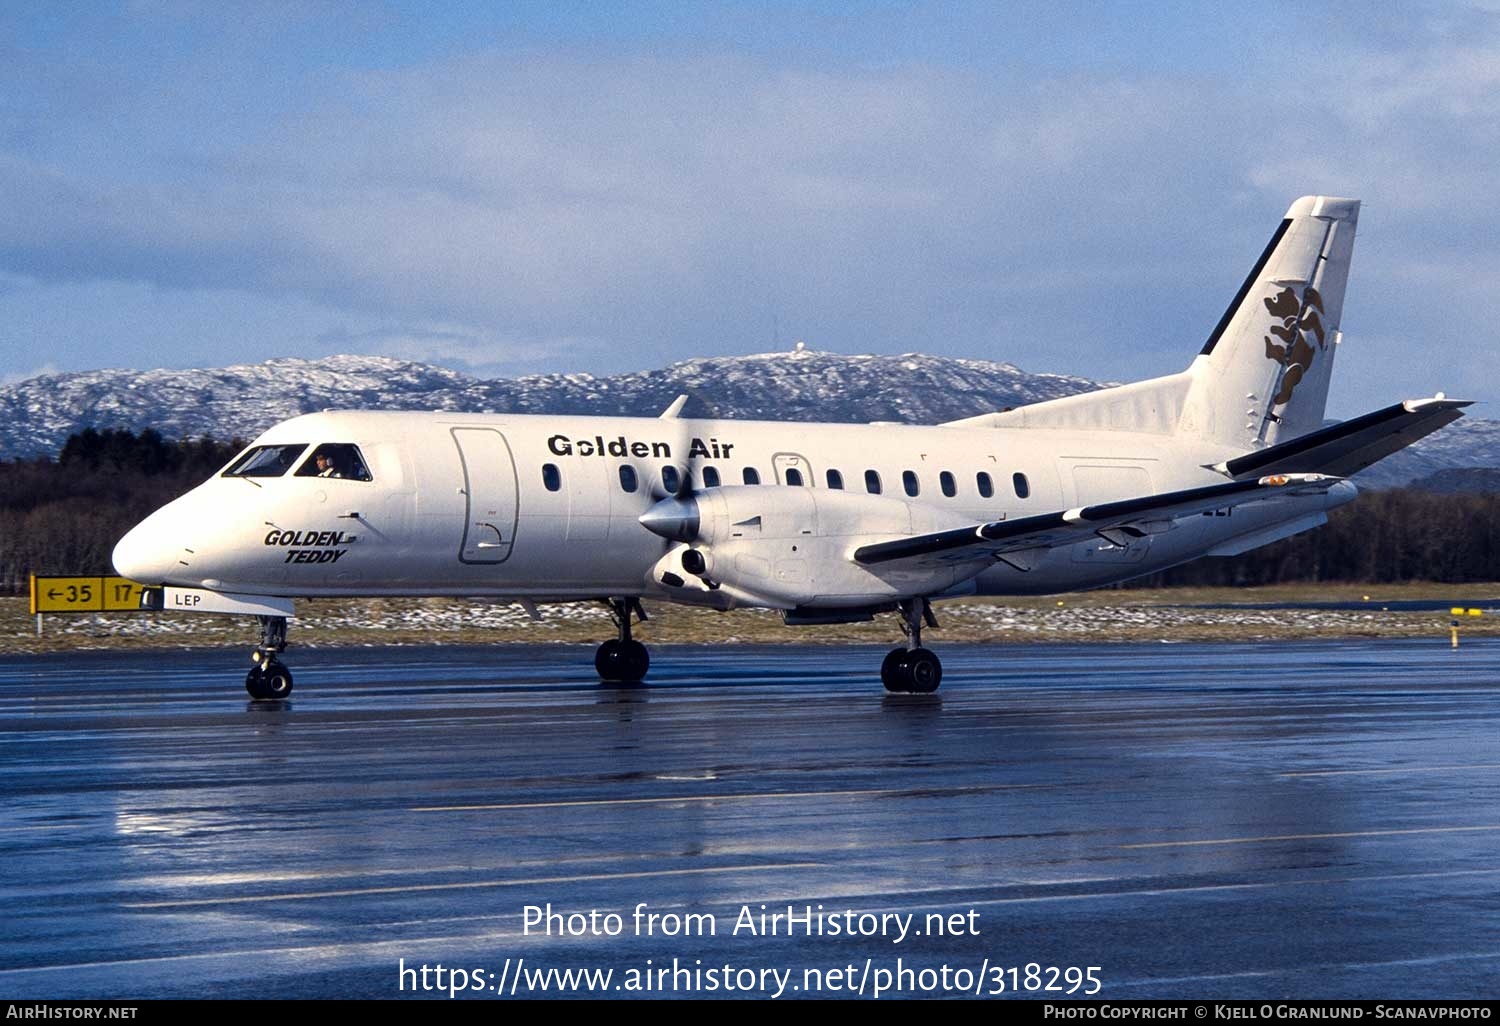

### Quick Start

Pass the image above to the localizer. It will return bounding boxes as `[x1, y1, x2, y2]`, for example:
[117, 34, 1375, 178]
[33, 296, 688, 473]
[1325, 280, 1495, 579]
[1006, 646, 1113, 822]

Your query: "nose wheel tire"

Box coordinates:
[881, 647, 941, 694]
[246, 660, 294, 700]
[595, 639, 650, 683]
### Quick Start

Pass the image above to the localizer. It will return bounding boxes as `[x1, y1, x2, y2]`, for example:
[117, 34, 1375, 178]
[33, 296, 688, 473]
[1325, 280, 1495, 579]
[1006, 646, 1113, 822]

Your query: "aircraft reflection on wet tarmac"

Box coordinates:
[1, 640, 1497, 999]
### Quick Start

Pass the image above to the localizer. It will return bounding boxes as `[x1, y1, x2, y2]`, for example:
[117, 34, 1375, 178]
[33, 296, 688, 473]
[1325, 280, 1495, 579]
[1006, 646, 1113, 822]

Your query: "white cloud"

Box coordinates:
[315, 322, 577, 374]
[2, 18, 1499, 405]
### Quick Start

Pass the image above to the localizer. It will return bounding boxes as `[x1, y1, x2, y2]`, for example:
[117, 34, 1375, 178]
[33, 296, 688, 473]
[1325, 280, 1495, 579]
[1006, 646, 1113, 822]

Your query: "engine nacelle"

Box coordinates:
[641, 486, 985, 608]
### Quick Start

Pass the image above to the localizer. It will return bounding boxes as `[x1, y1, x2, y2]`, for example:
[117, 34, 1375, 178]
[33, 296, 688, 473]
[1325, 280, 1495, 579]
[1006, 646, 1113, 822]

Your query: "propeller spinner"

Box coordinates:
[639, 495, 700, 542]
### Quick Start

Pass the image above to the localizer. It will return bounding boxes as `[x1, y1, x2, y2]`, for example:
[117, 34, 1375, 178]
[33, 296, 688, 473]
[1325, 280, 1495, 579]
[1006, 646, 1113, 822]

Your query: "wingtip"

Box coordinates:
[1401, 395, 1474, 414]
[1258, 472, 1341, 485]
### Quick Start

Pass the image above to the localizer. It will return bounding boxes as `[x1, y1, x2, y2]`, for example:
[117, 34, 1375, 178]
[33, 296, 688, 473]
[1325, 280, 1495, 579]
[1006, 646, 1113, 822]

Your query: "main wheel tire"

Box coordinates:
[596, 640, 631, 681]
[595, 639, 623, 680]
[619, 640, 650, 683]
[906, 648, 942, 693]
[596, 639, 650, 682]
[881, 648, 911, 693]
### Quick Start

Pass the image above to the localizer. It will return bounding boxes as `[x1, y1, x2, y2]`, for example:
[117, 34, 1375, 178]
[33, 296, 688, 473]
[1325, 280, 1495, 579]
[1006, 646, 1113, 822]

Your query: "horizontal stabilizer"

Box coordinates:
[853, 473, 1344, 568]
[1215, 397, 1472, 480]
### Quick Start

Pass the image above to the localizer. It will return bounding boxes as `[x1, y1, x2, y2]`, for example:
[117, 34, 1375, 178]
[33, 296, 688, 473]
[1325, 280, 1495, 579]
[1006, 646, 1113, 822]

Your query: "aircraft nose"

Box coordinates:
[112, 519, 178, 584]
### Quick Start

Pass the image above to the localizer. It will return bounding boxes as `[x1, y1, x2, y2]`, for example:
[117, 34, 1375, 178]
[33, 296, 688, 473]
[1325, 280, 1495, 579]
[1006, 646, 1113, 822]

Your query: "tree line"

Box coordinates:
[1, 429, 1497, 594]
[1133, 487, 1500, 587]
[0, 429, 242, 594]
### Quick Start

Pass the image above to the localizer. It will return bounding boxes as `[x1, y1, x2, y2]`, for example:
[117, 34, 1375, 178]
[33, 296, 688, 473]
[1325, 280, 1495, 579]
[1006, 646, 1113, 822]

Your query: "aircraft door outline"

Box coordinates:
[451, 428, 520, 564]
[771, 452, 813, 486]
[1065, 462, 1154, 564]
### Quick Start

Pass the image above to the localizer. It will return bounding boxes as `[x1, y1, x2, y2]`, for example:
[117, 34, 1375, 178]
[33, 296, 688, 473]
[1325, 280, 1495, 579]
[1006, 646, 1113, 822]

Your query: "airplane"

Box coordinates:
[111, 195, 1470, 699]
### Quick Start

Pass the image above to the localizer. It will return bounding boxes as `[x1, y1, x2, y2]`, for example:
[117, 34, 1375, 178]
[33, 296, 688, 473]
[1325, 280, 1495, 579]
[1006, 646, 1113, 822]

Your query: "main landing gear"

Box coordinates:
[246, 615, 294, 700]
[881, 598, 942, 694]
[596, 598, 650, 683]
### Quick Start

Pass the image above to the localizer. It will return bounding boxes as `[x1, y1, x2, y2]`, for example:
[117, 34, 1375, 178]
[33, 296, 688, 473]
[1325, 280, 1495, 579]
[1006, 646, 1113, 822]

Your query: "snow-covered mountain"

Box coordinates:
[0, 350, 1100, 458]
[0, 349, 1490, 487]
[1351, 416, 1500, 489]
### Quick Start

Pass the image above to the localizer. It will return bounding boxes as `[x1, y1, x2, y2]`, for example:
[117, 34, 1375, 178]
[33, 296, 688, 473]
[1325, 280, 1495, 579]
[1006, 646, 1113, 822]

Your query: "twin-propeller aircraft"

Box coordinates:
[113, 196, 1468, 698]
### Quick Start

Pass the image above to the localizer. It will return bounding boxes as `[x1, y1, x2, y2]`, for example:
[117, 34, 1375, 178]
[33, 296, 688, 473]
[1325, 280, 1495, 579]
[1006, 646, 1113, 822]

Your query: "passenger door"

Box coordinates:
[451, 428, 519, 563]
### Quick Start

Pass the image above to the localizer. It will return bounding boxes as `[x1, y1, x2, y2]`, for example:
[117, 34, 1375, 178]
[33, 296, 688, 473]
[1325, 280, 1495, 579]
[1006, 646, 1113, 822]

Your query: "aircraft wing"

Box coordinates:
[1214, 396, 1472, 480]
[852, 473, 1344, 568]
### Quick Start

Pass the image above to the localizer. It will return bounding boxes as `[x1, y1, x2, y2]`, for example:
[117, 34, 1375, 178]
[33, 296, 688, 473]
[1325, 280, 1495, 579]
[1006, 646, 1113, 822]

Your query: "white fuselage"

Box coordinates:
[111, 409, 1356, 609]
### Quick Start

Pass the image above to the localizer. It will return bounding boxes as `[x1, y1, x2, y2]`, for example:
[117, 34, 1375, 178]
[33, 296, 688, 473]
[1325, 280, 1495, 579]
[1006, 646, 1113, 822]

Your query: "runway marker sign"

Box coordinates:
[30, 575, 146, 614]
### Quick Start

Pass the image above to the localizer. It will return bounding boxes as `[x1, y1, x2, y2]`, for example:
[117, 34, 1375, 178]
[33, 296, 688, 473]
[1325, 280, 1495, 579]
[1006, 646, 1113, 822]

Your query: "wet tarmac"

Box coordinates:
[1, 640, 1497, 1000]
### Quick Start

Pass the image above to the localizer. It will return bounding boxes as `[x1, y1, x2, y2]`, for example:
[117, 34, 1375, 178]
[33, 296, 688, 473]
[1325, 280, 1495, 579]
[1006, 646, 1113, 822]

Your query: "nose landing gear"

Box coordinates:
[245, 615, 293, 700]
[881, 598, 942, 694]
[596, 598, 650, 683]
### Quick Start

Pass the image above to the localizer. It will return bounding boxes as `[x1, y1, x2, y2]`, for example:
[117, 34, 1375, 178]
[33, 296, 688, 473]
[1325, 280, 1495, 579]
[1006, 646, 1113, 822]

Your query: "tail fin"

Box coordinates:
[941, 195, 1361, 442]
[1179, 195, 1360, 447]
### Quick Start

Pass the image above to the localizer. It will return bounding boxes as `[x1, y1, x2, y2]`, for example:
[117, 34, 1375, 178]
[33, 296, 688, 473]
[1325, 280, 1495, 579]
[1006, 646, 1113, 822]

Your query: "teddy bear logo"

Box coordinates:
[1263, 284, 1327, 405]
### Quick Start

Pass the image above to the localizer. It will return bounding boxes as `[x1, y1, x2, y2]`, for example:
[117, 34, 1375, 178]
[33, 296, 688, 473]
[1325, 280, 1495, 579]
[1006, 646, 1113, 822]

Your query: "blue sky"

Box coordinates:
[2, 2, 1498, 418]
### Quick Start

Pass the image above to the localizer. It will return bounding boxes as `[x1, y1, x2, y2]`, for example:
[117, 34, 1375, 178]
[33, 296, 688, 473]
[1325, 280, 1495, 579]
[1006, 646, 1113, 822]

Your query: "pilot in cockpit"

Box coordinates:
[313, 451, 342, 478]
[291, 443, 371, 481]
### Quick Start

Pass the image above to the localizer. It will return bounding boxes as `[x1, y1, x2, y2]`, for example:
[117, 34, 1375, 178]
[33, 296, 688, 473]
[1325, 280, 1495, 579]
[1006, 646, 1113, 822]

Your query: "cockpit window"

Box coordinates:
[295, 443, 373, 482]
[223, 444, 308, 478]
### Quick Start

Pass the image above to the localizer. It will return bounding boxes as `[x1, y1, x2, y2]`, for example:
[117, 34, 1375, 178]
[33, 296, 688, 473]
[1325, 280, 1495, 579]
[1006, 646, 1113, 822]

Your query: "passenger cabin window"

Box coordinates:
[542, 463, 561, 492]
[903, 470, 919, 497]
[1013, 472, 1030, 499]
[224, 444, 307, 478]
[864, 470, 882, 494]
[743, 467, 761, 485]
[661, 466, 680, 494]
[619, 465, 639, 493]
[940, 471, 956, 497]
[294, 443, 372, 482]
[702, 466, 721, 488]
[977, 472, 994, 498]
[784, 468, 804, 486]
[826, 469, 844, 490]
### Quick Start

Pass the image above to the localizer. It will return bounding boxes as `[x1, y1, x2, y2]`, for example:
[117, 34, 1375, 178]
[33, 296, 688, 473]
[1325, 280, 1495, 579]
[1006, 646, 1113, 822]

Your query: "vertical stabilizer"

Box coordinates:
[1179, 196, 1360, 448]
